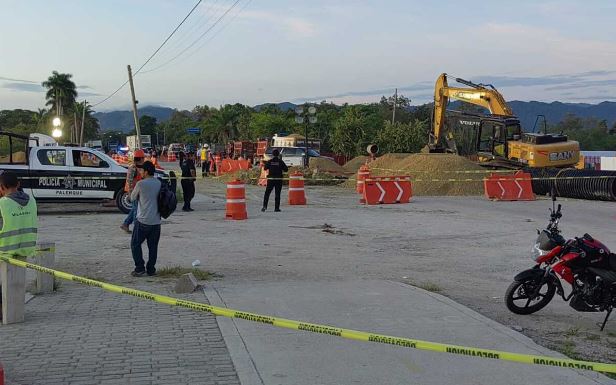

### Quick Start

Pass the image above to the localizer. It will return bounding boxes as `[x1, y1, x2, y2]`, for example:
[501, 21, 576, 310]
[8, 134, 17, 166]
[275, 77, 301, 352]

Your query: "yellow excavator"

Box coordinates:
[429, 73, 580, 168]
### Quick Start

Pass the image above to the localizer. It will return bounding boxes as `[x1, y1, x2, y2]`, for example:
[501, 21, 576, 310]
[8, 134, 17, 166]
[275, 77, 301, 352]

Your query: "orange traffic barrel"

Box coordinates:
[225, 179, 248, 220]
[167, 152, 176, 162]
[357, 164, 370, 194]
[288, 171, 306, 205]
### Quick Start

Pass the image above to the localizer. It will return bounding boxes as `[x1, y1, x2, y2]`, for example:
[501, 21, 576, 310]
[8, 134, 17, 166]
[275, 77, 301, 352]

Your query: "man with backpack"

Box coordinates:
[130, 161, 162, 277]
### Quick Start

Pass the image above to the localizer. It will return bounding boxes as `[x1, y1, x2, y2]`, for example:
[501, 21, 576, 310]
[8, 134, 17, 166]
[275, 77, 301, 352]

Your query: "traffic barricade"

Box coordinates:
[363, 176, 412, 205]
[225, 180, 248, 220]
[288, 171, 307, 205]
[484, 171, 535, 201]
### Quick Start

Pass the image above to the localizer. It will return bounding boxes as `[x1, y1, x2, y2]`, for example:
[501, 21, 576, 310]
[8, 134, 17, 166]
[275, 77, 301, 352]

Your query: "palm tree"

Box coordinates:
[66, 102, 99, 144]
[41, 71, 77, 116]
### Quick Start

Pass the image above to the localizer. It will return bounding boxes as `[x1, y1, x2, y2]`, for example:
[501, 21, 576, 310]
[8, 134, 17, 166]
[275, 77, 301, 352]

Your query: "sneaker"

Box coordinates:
[182, 208, 190, 212]
[261, 207, 266, 212]
[131, 270, 145, 277]
[274, 208, 281, 212]
[120, 224, 131, 233]
[147, 271, 157, 277]
[187, 208, 195, 212]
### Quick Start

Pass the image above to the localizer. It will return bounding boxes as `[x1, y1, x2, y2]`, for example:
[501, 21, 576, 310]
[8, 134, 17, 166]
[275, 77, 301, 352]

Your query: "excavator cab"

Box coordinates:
[476, 117, 522, 160]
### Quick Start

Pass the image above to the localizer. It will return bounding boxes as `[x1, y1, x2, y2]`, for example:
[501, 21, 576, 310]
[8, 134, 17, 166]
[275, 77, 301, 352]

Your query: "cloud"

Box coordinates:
[206, 5, 317, 38]
[0, 76, 39, 84]
[2, 82, 45, 93]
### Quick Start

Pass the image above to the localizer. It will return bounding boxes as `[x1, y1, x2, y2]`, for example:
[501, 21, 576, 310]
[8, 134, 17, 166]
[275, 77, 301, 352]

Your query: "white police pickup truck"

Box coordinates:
[0, 132, 160, 213]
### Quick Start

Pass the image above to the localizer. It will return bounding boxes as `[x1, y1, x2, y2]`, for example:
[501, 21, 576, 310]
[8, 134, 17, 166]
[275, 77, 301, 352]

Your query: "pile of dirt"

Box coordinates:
[342, 156, 370, 173]
[308, 157, 348, 176]
[343, 153, 487, 196]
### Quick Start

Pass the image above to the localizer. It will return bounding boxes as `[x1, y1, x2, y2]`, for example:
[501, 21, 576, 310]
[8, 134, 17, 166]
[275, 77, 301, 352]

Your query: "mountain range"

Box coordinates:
[94, 101, 616, 133]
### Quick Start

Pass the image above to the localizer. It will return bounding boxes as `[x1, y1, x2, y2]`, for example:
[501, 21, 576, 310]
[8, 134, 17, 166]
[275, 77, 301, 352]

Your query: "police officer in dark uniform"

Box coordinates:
[262, 149, 288, 212]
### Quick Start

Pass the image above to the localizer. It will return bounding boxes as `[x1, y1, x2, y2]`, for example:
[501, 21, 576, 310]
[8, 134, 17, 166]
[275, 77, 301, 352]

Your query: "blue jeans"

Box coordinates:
[123, 201, 138, 226]
[131, 221, 161, 274]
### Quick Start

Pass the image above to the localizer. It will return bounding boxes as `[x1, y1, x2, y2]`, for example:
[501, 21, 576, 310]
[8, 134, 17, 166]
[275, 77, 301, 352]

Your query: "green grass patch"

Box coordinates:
[555, 340, 579, 360]
[416, 281, 442, 293]
[564, 326, 580, 337]
[156, 265, 211, 280]
[585, 334, 600, 341]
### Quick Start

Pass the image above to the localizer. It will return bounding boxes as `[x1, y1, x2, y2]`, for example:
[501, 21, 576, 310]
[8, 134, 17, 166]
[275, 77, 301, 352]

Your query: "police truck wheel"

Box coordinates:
[116, 190, 132, 214]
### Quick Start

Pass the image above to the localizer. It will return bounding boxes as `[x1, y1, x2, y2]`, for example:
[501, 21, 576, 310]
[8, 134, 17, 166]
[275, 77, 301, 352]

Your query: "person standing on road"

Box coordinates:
[181, 151, 197, 212]
[120, 149, 145, 233]
[201, 144, 210, 177]
[130, 161, 162, 277]
[261, 149, 288, 212]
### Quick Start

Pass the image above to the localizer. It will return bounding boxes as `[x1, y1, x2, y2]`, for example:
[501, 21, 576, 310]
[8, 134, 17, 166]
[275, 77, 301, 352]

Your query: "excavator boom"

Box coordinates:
[429, 73, 513, 151]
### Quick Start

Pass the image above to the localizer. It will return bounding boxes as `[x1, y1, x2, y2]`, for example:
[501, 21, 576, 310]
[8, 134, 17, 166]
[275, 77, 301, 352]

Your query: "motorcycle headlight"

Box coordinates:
[530, 242, 549, 262]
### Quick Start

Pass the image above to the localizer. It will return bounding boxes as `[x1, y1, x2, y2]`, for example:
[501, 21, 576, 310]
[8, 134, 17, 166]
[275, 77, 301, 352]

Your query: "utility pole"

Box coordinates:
[392, 88, 397, 124]
[73, 110, 77, 143]
[127, 65, 142, 148]
[79, 100, 87, 146]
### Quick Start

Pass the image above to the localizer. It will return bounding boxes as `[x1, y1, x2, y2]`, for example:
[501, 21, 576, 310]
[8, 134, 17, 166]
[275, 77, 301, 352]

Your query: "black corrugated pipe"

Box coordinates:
[526, 168, 616, 201]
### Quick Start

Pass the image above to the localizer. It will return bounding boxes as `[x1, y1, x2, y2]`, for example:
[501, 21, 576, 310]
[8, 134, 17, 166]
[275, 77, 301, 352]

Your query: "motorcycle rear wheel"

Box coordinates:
[505, 278, 556, 315]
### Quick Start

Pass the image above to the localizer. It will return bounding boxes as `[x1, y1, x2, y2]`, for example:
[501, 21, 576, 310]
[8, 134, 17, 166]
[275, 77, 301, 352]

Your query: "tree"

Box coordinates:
[66, 102, 100, 143]
[41, 71, 77, 116]
[376, 120, 428, 154]
[330, 107, 372, 157]
[138, 115, 158, 136]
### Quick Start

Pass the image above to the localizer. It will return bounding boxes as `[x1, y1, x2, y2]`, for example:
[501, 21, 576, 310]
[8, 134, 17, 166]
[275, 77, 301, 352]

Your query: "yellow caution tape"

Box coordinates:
[1, 255, 614, 374]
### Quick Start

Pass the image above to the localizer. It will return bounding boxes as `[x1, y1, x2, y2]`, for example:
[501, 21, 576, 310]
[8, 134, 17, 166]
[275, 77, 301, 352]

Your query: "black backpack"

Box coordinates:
[158, 176, 177, 219]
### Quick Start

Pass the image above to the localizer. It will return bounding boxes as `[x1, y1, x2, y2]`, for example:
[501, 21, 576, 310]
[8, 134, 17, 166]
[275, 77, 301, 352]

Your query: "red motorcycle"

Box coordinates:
[505, 196, 616, 330]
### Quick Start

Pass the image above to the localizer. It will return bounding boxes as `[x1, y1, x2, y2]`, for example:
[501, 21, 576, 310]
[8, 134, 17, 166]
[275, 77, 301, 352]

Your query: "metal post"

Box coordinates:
[392, 88, 397, 124]
[79, 100, 86, 147]
[127, 65, 142, 148]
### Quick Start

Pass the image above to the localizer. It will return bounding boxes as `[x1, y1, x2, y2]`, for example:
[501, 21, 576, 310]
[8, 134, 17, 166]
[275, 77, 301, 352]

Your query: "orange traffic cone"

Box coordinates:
[225, 179, 248, 220]
[357, 164, 370, 204]
[288, 171, 306, 205]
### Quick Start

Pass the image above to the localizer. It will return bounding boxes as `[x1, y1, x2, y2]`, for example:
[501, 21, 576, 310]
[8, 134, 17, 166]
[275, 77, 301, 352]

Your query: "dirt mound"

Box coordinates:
[343, 153, 486, 196]
[308, 157, 348, 176]
[342, 156, 370, 173]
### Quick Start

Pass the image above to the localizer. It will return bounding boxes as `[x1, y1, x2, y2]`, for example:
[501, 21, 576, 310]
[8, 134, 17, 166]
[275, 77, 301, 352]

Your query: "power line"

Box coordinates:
[150, 0, 223, 61]
[92, 0, 203, 107]
[140, 0, 242, 74]
[179, 0, 253, 65]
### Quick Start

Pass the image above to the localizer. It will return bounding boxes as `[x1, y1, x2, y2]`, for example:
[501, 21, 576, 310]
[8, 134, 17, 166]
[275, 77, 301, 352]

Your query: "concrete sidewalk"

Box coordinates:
[206, 279, 615, 385]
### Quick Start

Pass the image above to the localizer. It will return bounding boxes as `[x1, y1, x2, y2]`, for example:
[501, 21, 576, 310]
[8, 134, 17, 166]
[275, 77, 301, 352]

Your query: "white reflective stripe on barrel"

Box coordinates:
[289, 176, 304, 179]
[226, 199, 246, 203]
[226, 184, 246, 189]
[357, 180, 365, 184]
[288, 188, 304, 191]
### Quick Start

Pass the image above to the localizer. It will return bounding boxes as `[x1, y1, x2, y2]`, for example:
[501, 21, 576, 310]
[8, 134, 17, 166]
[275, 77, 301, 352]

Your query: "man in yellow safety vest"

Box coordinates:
[0, 171, 37, 257]
[0, 171, 38, 315]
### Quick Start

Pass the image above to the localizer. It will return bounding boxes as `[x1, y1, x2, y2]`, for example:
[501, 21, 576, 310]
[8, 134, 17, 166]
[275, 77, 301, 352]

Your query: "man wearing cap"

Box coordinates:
[261, 149, 288, 212]
[120, 149, 145, 233]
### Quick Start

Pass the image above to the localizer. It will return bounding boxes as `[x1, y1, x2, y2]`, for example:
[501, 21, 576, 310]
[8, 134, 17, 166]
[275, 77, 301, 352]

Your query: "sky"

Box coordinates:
[1, 0, 616, 112]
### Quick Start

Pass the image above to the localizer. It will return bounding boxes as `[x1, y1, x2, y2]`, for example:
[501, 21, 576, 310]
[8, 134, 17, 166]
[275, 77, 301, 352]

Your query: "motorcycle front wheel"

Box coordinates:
[505, 278, 556, 315]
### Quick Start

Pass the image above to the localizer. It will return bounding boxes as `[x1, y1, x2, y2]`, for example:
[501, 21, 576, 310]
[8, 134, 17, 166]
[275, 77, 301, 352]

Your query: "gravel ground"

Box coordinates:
[35, 176, 616, 367]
